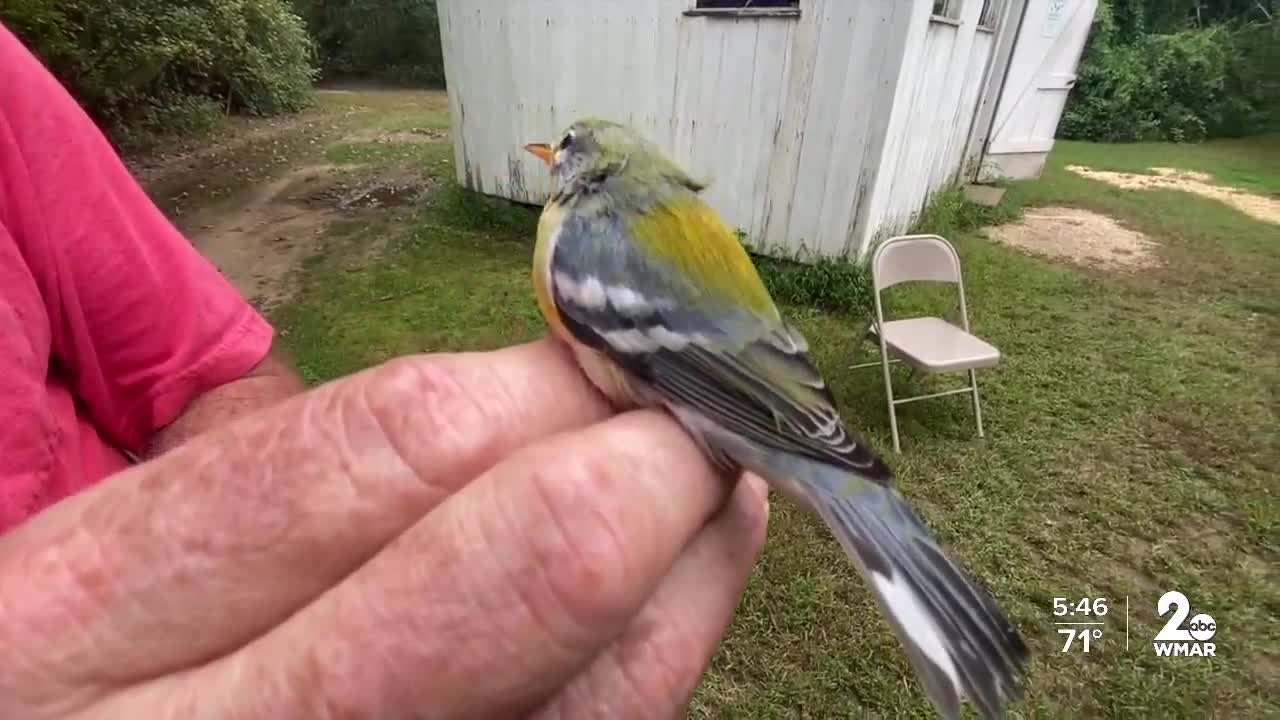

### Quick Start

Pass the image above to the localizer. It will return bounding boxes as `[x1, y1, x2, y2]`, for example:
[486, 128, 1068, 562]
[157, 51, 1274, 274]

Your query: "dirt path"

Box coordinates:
[182, 163, 341, 306]
[129, 87, 449, 308]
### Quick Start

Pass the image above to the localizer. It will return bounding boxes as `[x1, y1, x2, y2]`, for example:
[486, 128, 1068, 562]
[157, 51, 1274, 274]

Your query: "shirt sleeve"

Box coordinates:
[0, 22, 276, 454]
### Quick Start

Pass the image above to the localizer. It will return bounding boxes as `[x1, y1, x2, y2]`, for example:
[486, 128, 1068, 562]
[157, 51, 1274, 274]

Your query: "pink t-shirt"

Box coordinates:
[0, 23, 275, 534]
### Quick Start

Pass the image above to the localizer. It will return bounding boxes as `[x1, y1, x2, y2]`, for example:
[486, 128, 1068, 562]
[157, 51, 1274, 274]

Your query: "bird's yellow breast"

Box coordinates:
[532, 198, 571, 342]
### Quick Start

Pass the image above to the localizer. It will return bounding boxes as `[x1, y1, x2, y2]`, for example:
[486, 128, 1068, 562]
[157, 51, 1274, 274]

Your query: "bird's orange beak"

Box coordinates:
[523, 143, 555, 165]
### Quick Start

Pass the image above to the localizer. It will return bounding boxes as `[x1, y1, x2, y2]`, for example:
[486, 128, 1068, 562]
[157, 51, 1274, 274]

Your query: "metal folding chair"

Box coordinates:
[851, 234, 1000, 452]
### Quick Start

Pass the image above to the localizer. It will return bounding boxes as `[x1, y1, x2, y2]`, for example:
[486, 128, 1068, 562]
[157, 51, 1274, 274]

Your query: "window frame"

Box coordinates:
[977, 0, 1005, 31]
[685, 0, 801, 18]
[930, 0, 964, 25]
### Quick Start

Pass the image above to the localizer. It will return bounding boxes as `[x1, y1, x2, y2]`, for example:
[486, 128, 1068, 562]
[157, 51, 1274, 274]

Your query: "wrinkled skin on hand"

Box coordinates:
[0, 339, 769, 720]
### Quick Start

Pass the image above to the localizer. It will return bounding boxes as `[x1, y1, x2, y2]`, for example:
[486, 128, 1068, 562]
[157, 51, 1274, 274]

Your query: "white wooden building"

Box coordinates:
[437, 0, 1097, 260]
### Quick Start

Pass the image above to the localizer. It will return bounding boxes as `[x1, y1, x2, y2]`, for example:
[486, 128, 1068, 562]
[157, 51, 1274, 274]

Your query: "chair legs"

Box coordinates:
[968, 368, 985, 438]
[854, 345, 987, 453]
[880, 350, 902, 453]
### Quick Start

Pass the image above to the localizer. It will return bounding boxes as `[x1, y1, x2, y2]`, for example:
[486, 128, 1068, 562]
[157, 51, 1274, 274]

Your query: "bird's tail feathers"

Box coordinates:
[758, 455, 1030, 719]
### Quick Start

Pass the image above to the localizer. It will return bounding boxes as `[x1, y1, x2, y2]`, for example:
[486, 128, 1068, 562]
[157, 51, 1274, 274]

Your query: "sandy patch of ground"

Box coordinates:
[983, 206, 1161, 271]
[1066, 165, 1280, 225]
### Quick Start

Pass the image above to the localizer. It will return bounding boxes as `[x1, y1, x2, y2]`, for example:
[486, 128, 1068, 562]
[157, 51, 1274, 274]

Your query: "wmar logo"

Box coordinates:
[1153, 590, 1217, 657]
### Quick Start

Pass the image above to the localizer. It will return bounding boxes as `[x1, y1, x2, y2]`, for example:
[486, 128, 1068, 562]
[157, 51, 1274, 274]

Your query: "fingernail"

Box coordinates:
[743, 472, 769, 505]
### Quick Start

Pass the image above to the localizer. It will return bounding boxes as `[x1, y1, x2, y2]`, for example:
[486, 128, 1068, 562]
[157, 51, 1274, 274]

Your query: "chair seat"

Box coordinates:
[874, 316, 1000, 372]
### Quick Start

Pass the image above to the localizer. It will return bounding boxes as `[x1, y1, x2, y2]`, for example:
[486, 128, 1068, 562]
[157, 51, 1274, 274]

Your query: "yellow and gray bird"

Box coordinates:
[523, 118, 1029, 719]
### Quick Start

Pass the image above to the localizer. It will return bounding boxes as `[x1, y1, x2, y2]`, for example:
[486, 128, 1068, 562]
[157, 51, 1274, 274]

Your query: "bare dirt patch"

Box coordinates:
[1099, 535, 1162, 598]
[983, 206, 1161, 271]
[1066, 165, 1280, 225]
[125, 88, 450, 311]
[127, 115, 318, 188]
[184, 162, 435, 306]
[184, 164, 341, 307]
[298, 163, 437, 210]
[341, 126, 448, 145]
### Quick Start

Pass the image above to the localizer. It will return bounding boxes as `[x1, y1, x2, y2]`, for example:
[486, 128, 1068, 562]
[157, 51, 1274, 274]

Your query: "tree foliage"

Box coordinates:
[1062, 0, 1278, 142]
[290, 0, 444, 86]
[2, 0, 317, 138]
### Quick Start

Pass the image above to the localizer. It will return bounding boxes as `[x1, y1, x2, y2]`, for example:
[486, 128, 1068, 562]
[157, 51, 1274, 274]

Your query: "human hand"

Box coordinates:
[0, 338, 769, 719]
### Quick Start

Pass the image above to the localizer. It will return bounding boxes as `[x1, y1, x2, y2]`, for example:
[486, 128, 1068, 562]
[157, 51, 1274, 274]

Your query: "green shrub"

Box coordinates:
[1062, 1, 1278, 142]
[740, 233, 873, 319]
[909, 186, 1018, 237]
[739, 185, 1013, 320]
[290, 0, 445, 87]
[754, 253, 875, 319]
[1062, 26, 1233, 142]
[115, 94, 225, 150]
[1218, 19, 1280, 136]
[2, 0, 316, 137]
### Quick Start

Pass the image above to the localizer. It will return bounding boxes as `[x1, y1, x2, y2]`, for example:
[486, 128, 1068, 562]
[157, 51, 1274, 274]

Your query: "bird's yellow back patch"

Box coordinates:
[627, 195, 780, 320]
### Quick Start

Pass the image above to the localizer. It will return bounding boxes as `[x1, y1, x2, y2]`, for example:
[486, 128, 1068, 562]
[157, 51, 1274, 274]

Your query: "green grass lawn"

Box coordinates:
[267, 97, 1278, 718]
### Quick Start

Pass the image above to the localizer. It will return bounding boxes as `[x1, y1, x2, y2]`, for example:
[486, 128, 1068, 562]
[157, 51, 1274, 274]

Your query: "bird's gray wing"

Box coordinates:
[547, 207, 891, 483]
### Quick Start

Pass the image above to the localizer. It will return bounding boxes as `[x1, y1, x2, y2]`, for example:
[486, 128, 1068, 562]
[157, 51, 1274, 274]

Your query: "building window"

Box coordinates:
[686, 0, 800, 17]
[931, 0, 962, 21]
[695, 0, 798, 8]
[977, 0, 1005, 30]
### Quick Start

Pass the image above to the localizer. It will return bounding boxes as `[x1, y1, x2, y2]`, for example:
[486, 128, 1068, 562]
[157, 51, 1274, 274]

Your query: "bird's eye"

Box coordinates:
[558, 131, 574, 150]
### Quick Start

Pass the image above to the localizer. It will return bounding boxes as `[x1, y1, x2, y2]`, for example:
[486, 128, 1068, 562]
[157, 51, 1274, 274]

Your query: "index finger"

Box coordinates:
[0, 338, 612, 715]
[125, 410, 732, 720]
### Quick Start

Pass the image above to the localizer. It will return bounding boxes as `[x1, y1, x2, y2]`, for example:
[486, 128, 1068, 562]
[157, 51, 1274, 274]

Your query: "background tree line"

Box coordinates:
[1061, 0, 1278, 141]
[0, 0, 1274, 146]
[0, 0, 444, 144]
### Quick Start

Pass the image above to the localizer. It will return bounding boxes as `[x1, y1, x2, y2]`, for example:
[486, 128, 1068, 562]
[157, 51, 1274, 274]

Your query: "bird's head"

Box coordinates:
[523, 117, 704, 194]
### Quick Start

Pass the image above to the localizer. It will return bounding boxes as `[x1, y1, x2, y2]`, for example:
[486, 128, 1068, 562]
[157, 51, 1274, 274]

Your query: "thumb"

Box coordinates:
[0, 339, 610, 718]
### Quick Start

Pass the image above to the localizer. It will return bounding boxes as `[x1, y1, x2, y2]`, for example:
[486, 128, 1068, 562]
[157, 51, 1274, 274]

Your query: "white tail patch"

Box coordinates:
[870, 570, 962, 693]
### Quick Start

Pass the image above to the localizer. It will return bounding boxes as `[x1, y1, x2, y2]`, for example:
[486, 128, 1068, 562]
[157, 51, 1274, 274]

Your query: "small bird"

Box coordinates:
[523, 118, 1029, 719]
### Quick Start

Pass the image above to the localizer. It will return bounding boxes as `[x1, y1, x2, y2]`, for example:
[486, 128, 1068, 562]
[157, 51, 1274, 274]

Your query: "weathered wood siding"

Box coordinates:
[437, 0, 916, 258]
[861, 1, 1000, 252]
